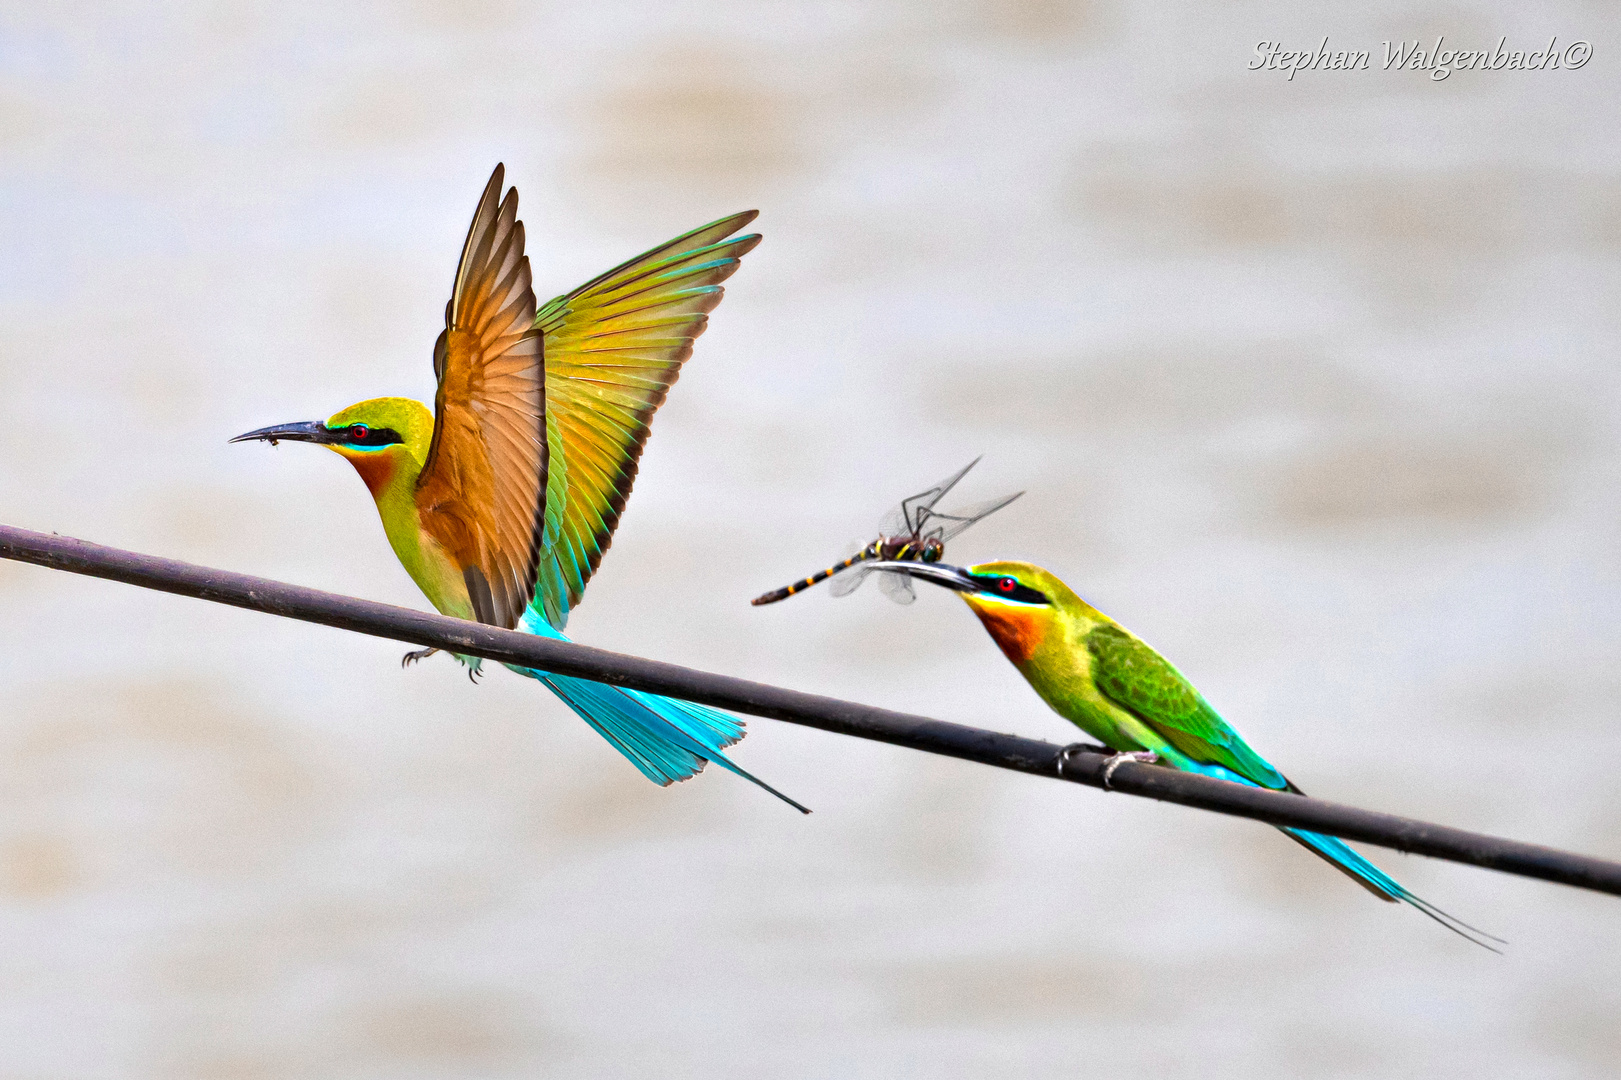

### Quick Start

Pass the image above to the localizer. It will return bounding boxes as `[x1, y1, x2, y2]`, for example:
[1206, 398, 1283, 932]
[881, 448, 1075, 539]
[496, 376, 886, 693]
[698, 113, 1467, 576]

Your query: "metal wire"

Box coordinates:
[3, 522, 1618, 898]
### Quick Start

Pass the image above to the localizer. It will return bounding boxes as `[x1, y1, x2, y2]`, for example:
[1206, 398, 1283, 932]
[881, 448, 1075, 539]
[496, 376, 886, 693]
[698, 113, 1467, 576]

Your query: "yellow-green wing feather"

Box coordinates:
[531, 211, 761, 628]
[1084, 624, 1289, 789]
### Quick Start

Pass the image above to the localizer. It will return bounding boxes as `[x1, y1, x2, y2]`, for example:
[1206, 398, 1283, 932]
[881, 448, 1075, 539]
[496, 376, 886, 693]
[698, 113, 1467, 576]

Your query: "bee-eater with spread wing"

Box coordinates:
[235, 165, 806, 813]
[871, 559, 1498, 948]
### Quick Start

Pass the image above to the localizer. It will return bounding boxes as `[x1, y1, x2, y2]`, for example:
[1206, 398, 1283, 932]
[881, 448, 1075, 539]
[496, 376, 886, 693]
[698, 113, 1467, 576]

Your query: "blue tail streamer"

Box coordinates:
[508, 613, 809, 813]
[1168, 755, 1500, 950]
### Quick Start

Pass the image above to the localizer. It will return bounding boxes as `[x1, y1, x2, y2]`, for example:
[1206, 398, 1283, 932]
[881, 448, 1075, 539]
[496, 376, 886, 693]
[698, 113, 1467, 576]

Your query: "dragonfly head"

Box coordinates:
[920, 538, 945, 562]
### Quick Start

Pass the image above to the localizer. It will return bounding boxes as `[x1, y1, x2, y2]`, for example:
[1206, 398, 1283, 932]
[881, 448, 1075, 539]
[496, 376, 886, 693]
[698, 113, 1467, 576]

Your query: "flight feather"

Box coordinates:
[531, 210, 760, 628]
[416, 163, 548, 629]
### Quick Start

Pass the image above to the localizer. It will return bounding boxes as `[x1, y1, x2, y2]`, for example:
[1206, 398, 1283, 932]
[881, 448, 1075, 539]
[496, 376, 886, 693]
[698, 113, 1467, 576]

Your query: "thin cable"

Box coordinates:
[2, 523, 1618, 899]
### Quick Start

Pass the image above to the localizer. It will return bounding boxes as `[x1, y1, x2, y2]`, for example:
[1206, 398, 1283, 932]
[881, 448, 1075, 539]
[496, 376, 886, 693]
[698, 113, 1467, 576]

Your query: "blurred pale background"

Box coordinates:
[1, 2, 1619, 1076]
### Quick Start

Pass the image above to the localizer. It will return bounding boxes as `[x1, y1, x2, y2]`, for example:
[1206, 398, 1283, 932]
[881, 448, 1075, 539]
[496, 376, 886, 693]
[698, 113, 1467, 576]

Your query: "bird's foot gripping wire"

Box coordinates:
[1054, 742, 1112, 779]
[1100, 751, 1159, 791]
[401, 647, 439, 668]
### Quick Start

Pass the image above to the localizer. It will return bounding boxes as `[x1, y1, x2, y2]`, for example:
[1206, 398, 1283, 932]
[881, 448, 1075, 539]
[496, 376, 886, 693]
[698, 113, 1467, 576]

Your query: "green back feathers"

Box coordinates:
[1084, 623, 1288, 790]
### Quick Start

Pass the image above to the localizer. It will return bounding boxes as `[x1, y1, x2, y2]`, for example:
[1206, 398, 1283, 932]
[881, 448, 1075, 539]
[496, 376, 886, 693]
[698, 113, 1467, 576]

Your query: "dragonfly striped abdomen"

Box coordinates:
[750, 459, 1019, 607]
[750, 544, 880, 606]
[750, 536, 947, 606]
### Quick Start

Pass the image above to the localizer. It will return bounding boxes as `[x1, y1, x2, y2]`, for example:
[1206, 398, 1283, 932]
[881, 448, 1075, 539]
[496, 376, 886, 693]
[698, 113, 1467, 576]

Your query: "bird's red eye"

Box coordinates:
[998, 577, 1016, 593]
[350, 424, 369, 440]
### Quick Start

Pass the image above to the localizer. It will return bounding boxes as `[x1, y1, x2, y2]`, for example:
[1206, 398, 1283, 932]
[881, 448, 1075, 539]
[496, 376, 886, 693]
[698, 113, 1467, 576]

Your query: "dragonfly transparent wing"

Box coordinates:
[877, 566, 917, 605]
[876, 501, 908, 541]
[916, 490, 1025, 544]
[829, 563, 874, 597]
[880, 457, 982, 538]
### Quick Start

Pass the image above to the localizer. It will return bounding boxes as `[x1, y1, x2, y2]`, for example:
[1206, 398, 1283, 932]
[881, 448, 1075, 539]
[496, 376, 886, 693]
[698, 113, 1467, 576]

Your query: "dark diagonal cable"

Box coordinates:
[2, 523, 1618, 898]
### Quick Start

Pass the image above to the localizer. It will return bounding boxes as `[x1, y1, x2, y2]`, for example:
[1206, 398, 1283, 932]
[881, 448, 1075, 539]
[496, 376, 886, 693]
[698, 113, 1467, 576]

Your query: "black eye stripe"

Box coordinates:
[327, 424, 404, 447]
[968, 573, 1050, 605]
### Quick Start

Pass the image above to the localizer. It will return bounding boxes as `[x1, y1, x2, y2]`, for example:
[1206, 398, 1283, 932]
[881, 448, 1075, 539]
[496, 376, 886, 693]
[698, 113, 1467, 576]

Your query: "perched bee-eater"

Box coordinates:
[235, 165, 805, 812]
[873, 559, 1497, 948]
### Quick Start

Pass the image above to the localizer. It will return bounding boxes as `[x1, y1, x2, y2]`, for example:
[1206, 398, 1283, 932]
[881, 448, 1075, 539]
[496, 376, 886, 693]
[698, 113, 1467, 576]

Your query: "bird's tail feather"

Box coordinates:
[530, 669, 702, 784]
[625, 688, 746, 751]
[511, 611, 806, 812]
[1177, 757, 1500, 951]
[517, 665, 809, 814]
[1280, 827, 1503, 952]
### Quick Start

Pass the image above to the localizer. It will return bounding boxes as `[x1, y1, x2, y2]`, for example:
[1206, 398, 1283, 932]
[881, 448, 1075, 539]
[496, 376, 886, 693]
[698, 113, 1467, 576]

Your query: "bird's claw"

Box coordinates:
[1100, 751, 1159, 790]
[1055, 742, 1110, 778]
[402, 647, 439, 668]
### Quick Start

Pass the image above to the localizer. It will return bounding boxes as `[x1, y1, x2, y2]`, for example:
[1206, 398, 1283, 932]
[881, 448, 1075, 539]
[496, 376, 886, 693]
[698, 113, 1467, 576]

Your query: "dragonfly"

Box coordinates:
[751, 458, 1023, 606]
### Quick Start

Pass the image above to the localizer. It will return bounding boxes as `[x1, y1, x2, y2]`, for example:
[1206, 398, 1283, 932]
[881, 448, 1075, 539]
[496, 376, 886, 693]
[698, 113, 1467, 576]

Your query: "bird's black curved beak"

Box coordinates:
[865, 561, 979, 592]
[230, 421, 336, 447]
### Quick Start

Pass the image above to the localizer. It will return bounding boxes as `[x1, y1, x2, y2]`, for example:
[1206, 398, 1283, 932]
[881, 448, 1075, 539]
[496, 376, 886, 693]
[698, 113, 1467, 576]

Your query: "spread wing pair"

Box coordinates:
[416, 164, 758, 630]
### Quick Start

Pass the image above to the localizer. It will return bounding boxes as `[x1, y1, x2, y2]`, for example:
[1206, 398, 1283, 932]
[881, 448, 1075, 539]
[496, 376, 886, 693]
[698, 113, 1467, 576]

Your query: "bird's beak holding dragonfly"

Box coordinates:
[866, 561, 1056, 609]
[868, 560, 1056, 669]
[749, 458, 1024, 607]
[863, 561, 979, 592]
